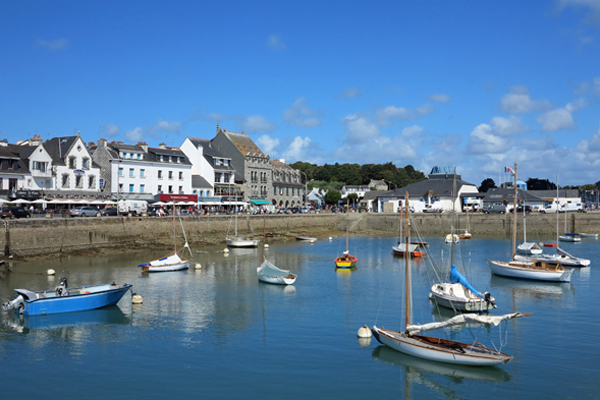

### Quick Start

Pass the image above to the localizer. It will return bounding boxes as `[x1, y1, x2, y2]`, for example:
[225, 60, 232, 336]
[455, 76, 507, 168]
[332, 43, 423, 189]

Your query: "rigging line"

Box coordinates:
[373, 274, 388, 327]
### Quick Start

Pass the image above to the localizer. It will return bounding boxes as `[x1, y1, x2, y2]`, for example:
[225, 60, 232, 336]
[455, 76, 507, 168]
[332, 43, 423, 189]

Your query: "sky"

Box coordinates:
[2, 1, 600, 187]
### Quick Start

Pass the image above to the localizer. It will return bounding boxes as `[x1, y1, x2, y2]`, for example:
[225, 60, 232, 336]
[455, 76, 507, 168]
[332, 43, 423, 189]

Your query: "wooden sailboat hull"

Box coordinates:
[429, 283, 495, 312]
[141, 261, 189, 272]
[487, 259, 573, 282]
[334, 254, 358, 268]
[392, 244, 424, 258]
[371, 326, 512, 366]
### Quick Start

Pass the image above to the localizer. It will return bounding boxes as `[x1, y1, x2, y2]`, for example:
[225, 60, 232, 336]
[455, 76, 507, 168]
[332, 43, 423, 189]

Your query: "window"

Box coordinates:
[179, 171, 183, 180]
[119, 183, 123, 193]
[137, 154, 141, 160]
[158, 185, 162, 193]
[69, 156, 76, 169]
[32, 161, 47, 172]
[160, 155, 164, 162]
[129, 168, 134, 178]
[158, 170, 163, 179]
[82, 158, 89, 169]
[75, 175, 83, 188]
[169, 156, 172, 162]
[129, 184, 134, 193]
[168, 171, 173, 180]
[179, 186, 183, 194]
[286, 187, 289, 195]
[168, 185, 173, 194]
[88, 176, 95, 189]
[274, 185, 277, 194]
[140, 169, 145, 178]
[119, 167, 123, 177]
[61, 174, 69, 188]
[140, 184, 145, 192]
[8, 178, 17, 190]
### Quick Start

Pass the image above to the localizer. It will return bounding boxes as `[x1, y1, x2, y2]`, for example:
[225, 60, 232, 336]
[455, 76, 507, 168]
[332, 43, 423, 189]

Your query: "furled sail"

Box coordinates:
[450, 264, 484, 299]
[406, 312, 527, 335]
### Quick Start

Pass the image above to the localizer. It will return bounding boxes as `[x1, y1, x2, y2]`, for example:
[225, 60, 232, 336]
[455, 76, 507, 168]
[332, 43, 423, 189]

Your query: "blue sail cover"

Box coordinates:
[450, 264, 484, 299]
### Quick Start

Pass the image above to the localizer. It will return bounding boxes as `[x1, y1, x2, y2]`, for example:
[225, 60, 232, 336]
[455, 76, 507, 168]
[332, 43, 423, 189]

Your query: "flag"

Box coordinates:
[504, 167, 513, 174]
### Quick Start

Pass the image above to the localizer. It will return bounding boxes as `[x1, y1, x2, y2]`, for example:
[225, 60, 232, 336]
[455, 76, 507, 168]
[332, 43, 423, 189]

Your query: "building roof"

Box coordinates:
[391, 173, 477, 199]
[220, 129, 267, 158]
[44, 136, 78, 165]
[191, 174, 212, 189]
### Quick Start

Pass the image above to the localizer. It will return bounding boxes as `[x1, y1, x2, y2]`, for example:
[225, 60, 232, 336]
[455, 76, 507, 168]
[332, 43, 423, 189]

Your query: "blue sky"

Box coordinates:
[2, 1, 600, 186]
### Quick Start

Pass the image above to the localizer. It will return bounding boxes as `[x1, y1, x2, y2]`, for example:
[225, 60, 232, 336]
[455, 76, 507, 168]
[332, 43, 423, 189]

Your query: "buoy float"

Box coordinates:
[132, 294, 143, 304]
[310, 240, 315, 244]
[195, 263, 202, 270]
[357, 324, 372, 338]
[329, 237, 332, 241]
[223, 248, 229, 253]
[264, 244, 269, 248]
[47, 269, 56, 276]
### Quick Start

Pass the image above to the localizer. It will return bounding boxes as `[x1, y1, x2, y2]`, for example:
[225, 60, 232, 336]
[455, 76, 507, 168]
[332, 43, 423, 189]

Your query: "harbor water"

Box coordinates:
[0, 235, 598, 399]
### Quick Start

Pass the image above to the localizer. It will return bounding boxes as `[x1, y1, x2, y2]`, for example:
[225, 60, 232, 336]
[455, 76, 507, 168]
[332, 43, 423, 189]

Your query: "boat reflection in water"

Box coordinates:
[3, 305, 131, 334]
[490, 275, 573, 300]
[372, 345, 511, 384]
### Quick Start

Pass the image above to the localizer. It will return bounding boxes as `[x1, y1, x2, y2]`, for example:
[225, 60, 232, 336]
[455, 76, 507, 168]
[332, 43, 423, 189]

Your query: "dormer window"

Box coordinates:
[160, 155, 164, 162]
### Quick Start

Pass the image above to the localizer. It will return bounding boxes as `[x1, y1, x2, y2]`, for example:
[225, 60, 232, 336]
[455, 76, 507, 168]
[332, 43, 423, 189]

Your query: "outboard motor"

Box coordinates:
[2, 294, 25, 313]
[483, 292, 496, 308]
[55, 277, 69, 297]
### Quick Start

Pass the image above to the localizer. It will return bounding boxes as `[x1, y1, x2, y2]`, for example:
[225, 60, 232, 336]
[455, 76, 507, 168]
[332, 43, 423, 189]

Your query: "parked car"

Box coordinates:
[70, 206, 101, 217]
[101, 207, 119, 216]
[289, 207, 301, 214]
[483, 204, 506, 214]
[559, 202, 584, 213]
[0, 206, 31, 219]
[508, 205, 532, 213]
[423, 204, 443, 213]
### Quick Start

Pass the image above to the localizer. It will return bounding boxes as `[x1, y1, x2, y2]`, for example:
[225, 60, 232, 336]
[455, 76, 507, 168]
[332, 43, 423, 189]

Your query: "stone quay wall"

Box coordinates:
[3, 212, 600, 258]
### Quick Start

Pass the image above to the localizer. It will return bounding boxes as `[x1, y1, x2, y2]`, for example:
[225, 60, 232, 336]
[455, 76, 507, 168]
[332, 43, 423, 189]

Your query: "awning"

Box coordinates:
[250, 200, 271, 205]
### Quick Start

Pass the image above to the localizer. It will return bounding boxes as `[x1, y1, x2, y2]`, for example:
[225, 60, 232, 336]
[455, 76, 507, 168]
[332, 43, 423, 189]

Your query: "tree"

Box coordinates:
[526, 178, 556, 191]
[478, 178, 496, 192]
[324, 190, 341, 205]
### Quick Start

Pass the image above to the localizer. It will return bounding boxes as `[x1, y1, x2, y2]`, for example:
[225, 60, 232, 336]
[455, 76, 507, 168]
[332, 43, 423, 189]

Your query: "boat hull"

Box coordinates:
[296, 236, 317, 242]
[392, 244, 424, 258]
[141, 261, 189, 272]
[334, 254, 358, 268]
[487, 260, 573, 282]
[429, 283, 495, 312]
[15, 283, 132, 316]
[371, 326, 511, 366]
[226, 237, 260, 248]
[257, 274, 297, 285]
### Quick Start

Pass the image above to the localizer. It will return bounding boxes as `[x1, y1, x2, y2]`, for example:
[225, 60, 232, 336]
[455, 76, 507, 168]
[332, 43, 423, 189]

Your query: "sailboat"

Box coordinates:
[334, 203, 358, 268]
[559, 210, 581, 242]
[458, 206, 472, 239]
[372, 192, 528, 366]
[138, 202, 191, 272]
[392, 200, 424, 258]
[257, 219, 297, 285]
[430, 168, 496, 312]
[516, 208, 542, 255]
[226, 198, 260, 248]
[486, 164, 573, 282]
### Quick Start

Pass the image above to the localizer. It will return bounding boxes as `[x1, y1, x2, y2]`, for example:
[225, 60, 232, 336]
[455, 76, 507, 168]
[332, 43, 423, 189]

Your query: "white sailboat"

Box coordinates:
[373, 192, 527, 366]
[257, 219, 297, 285]
[516, 210, 542, 255]
[430, 169, 496, 312]
[226, 200, 260, 248]
[487, 164, 573, 282]
[139, 202, 191, 272]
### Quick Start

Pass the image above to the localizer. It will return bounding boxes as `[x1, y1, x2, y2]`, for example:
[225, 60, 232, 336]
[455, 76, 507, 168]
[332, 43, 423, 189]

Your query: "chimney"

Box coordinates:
[159, 143, 167, 149]
[137, 141, 148, 152]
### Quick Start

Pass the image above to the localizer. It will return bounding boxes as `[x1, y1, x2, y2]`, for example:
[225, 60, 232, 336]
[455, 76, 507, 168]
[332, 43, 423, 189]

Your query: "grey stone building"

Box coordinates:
[271, 159, 303, 208]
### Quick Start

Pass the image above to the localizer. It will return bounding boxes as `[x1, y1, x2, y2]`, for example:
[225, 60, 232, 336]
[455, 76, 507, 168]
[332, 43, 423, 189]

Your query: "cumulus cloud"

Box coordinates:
[256, 134, 280, 157]
[268, 35, 286, 50]
[426, 93, 452, 103]
[125, 127, 143, 142]
[336, 87, 363, 99]
[100, 124, 119, 137]
[341, 114, 380, 143]
[465, 117, 520, 154]
[283, 98, 322, 127]
[151, 120, 181, 134]
[36, 38, 68, 50]
[594, 77, 600, 94]
[537, 98, 586, 131]
[376, 104, 435, 125]
[489, 115, 529, 136]
[281, 136, 313, 162]
[499, 86, 552, 113]
[240, 115, 276, 133]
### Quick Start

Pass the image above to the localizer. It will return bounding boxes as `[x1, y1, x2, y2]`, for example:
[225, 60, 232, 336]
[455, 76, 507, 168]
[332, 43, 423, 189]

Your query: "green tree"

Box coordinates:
[478, 178, 496, 192]
[324, 190, 341, 205]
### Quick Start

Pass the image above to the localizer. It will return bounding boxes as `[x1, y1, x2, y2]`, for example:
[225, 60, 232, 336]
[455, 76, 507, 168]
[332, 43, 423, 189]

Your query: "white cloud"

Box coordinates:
[151, 120, 181, 133]
[465, 123, 512, 154]
[489, 115, 529, 136]
[537, 99, 585, 131]
[100, 124, 119, 137]
[125, 127, 143, 142]
[499, 86, 552, 113]
[337, 87, 363, 99]
[376, 104, 435, 125]
[268, 35, 286, 50]
[281, 136, 313, 162]
[283, 98, 322, 127]
[557, 0, 600, 26]
[426, 93, 452, 103]
[594, 77, 600, 94]
[256, 134, 280, 157]
[341, 114, 380, 143]
[240, 115, 276, 133]
[36, 38, 68, 50]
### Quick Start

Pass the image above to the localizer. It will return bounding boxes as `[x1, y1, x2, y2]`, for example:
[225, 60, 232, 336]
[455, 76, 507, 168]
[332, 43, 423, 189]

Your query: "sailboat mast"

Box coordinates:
[512, 163, 518, 258]
[261, 218, 266, 263]
[346, 199, 349, 253]
[173, 201, 177, 253]
[405, 191, 412, 327]
[556, 174, 559, 244]
[451, 167, 457, 262]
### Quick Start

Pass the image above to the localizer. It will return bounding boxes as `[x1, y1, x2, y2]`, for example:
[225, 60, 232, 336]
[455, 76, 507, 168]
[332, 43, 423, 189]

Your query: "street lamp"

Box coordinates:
[298, 170, 308, 208]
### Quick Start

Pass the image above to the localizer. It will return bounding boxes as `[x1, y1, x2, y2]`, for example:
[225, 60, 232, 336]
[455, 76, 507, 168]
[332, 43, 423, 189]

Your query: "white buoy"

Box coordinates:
[329, 237, 332, 241]
[223, 248, 229, 253]
[264, 243, 269, 248]
[357, 324, 372, 338]
[47, 269, 55, 276]
[195, 263, 202, 270]
[132, 294, 143, 304]
[310, 240, 315, 244]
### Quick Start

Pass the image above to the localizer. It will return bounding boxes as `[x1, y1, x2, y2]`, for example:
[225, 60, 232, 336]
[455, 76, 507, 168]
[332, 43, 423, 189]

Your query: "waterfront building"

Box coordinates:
[210, 125, 272, 207]
[271, 159, 303, 208]
[90, 139, 192, 202]
[340, 184, 371, 200]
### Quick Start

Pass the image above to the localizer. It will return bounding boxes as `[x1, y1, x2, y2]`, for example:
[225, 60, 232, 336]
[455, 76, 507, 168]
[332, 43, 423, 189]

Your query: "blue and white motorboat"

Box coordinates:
[2, 278, 132, 316]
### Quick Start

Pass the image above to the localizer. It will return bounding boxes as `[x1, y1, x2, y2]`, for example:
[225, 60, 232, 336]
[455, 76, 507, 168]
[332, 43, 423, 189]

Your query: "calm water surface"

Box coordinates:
[0, 234, 598, 399]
